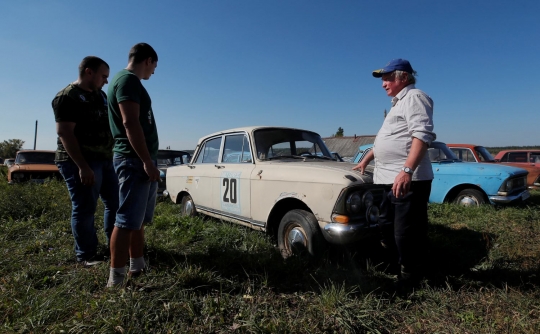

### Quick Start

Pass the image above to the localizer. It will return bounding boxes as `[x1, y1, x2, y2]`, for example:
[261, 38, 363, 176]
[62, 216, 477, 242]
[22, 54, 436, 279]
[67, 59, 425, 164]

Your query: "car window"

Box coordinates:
[507, 152, 527, 163]
[15, 152, 55, 164]
[222, 134, 252, 163]
[475, 147, 495, 162]
[254, 128, 332, 160]
[428, 142, 457, 162]
[195, 137, 222, 164]
[530, 153, 540, 163]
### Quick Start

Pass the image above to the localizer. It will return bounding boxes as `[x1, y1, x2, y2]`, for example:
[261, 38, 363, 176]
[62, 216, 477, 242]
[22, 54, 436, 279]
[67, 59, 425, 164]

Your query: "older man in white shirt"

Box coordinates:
[353, 58, 435, 290]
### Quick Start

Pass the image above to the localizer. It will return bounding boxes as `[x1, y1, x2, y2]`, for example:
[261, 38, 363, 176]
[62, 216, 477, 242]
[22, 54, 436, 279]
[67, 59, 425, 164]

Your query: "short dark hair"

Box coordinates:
[128, 43, 158, 64]
[79, 56, 109, 77]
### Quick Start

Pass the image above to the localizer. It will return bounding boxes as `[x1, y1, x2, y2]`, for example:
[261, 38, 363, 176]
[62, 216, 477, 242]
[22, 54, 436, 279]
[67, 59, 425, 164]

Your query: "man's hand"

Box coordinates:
[352, 161, 369, 174]
[392, 171, 412, 198]
[144, 161, 161, 182]
[79, 165, 95, 186]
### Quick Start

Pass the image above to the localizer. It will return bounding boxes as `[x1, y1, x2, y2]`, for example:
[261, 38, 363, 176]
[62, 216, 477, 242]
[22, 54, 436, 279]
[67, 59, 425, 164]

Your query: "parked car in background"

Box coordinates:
[4, 158, 15, 168]
[448, 144, 540, 189]
[494, 150, 540, 189]
[353, 142, 530, 206]
[157, 149, 191, 196]
[7, 150, 60, 184]
[165, 126, 390, 257]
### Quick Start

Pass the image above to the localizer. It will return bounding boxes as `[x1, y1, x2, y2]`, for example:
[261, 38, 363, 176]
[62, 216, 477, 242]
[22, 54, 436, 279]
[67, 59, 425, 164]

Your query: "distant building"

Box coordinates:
[322, 134, 376, 161]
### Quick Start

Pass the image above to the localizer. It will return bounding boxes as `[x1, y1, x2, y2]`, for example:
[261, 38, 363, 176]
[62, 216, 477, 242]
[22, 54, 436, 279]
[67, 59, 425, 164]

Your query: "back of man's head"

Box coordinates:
[79, 56, 109, 77]
[128, 43, 158, 64]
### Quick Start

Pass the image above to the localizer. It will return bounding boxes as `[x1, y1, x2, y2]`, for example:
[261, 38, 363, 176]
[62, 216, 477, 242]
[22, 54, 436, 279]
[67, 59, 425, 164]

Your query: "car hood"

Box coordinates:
[433, 161, 528, 177]
[9, 164, 58, 172]
[258, 160, 373, 184]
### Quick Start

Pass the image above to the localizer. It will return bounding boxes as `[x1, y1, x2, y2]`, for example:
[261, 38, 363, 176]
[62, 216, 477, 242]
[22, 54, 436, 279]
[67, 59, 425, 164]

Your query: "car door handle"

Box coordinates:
[214, 165, 225, 169]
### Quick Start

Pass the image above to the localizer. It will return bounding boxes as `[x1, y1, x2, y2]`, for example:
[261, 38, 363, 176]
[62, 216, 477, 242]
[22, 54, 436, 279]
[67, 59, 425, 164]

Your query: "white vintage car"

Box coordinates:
[165, 126, 389, 257]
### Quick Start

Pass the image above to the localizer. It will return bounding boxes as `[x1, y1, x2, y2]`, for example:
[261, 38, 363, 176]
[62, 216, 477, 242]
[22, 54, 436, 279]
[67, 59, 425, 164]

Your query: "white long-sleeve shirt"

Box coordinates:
[373, 84, 436, 184]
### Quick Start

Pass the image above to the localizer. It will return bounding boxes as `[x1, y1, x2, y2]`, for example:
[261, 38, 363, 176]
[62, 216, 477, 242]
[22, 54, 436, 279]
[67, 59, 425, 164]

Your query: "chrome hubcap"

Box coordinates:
[458, 196, 478, 206]
[287, 227, 306, 249]
[184, 199, 194, 215]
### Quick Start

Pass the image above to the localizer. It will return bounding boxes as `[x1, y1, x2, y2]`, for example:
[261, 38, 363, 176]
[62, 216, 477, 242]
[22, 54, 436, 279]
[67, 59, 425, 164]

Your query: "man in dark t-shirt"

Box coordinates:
[106, 43, 160, 287]
[52, 56, 119, 265]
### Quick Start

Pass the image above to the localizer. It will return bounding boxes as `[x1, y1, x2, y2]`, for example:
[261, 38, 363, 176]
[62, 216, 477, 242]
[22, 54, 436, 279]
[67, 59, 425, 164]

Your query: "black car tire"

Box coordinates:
[277, 209, 324, 258]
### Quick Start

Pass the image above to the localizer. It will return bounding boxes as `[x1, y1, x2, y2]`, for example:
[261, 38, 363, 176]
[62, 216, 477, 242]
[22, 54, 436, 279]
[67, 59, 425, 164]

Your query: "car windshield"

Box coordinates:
[428, 142, 459, 162]
[254, 128, 332, 160]
[15, 152, 55, 164]
[475, 146, 495, 162]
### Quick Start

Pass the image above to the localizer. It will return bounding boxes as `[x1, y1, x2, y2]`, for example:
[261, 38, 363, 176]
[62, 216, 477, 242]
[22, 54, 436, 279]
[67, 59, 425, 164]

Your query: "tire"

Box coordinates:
[180, 194, 197, 217]
[277, 209, 325, 258]
[454, 189, 486, 206]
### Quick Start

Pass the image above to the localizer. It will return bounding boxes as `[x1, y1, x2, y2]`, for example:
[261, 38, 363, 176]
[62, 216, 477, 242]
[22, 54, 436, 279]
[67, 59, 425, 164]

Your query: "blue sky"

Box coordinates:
[1, 0, 539, 152]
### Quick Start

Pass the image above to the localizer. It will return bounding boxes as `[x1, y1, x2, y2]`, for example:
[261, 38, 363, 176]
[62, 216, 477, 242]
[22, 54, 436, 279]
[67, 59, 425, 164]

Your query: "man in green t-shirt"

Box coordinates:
[52, 56, 119, 266]
[107, 43, 160, 287]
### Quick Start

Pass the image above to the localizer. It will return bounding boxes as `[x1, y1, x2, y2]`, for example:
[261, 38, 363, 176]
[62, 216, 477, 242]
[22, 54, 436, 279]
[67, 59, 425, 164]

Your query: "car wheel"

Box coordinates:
[180, 195, 197, 217]
[454, 189, 486, 206]
[277, 209, 324, 258]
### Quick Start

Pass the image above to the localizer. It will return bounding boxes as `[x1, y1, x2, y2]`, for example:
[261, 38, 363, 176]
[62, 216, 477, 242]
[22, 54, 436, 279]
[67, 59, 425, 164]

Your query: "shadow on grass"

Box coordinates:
[141, 218, 538, 296]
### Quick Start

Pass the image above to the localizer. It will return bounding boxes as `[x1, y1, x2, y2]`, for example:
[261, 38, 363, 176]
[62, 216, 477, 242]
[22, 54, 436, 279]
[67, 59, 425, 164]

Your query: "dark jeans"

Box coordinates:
[57, 159, 119, 262]
[378, 180, 432, 273]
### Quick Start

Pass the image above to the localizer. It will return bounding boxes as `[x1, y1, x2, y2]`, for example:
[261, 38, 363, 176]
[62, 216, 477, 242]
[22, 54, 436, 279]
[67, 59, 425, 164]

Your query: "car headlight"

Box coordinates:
[498, 176, 526, 194]
[362, 191, 374, 208]
[366, 205, 379, 225]
[346, 191, 362, 214]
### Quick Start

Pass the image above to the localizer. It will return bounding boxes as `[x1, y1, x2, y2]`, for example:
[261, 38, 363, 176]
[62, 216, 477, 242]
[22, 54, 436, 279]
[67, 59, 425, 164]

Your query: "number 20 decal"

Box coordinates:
[222, 178, 237, 203]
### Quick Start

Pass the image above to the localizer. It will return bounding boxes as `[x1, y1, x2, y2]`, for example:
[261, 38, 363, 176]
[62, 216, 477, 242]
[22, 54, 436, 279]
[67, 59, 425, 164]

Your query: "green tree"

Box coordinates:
[335, 127, 344, 137]
[0, 139, 25, 158]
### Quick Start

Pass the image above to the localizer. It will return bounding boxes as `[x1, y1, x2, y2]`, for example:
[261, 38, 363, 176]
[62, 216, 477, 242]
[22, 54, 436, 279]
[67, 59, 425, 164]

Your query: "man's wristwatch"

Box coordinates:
[401, 166, 414, 175]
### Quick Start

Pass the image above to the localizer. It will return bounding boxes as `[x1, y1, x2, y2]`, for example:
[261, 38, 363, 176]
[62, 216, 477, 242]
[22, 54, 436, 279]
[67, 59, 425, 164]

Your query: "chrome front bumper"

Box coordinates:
[322, 221, 383, 244]
[489, 189, 530, 204]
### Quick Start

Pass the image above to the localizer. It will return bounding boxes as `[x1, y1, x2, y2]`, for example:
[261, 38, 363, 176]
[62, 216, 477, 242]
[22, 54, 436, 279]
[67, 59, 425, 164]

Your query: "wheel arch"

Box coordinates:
[266, 197, 312, 238]
[173, 190, 191, 204]
[444, 184, 488, 203]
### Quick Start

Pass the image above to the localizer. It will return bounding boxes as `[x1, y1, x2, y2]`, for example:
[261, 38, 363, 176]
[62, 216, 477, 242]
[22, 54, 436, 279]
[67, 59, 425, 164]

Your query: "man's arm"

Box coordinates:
[56, 122, 94, 186]
[352, 149, 374, 174]
[118, 100, 160, 181]
[392, 137, 428, 198]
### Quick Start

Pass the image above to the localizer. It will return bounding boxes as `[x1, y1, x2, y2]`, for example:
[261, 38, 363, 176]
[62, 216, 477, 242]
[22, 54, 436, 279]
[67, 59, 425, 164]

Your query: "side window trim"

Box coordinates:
[219, 131, 254, 164]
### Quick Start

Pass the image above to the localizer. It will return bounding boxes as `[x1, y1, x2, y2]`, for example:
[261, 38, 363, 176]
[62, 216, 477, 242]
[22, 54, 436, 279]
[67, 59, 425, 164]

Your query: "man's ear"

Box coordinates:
[84, 67, 94, 77]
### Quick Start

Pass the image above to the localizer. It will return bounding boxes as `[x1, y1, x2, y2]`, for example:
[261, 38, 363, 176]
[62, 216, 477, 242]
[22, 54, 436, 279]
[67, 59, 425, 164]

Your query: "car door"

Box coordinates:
[212, 133, 255, 219]
[188, 136, 223, 210]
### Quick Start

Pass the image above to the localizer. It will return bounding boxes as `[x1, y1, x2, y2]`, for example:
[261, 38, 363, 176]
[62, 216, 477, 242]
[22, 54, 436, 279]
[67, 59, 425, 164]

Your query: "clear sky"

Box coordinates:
[1, 0, 539, 152]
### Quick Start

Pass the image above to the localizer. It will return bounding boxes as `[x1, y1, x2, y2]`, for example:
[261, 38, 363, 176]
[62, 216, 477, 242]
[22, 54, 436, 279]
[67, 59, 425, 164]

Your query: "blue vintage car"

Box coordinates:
[353, 142, 530, 206]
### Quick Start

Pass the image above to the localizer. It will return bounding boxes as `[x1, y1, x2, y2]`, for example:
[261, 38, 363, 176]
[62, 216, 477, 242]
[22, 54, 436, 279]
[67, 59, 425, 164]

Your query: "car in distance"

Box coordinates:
[353, 142, 530, 206]
[4, 158, 15, 168]
[157, 149, 191, 196]
[7, 150, 60, 184]
[165, 126, 390, 257]
[448, 144, 540, 189]
[493, 149, 540, 189]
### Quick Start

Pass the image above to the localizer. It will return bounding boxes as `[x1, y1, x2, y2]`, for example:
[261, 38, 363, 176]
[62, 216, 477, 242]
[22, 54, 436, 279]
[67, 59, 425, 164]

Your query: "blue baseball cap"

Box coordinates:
[372, 58, 414, 78]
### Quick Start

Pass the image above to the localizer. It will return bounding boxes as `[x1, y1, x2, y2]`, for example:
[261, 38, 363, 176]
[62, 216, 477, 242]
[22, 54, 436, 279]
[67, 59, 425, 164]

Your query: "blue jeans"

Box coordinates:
[113, 154, 158, 230]
[57, 159, 119, 262]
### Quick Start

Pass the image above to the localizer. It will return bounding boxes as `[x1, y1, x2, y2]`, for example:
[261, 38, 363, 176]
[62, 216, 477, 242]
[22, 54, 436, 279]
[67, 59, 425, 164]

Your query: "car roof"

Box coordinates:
[16, 150, 55, 154]
[446, 144, 480, 148]
[197, 126, 314, 144]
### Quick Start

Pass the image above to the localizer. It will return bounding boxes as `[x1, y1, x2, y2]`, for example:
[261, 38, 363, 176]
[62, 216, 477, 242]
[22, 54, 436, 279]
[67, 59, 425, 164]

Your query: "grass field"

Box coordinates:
[1, 166, 539, 333]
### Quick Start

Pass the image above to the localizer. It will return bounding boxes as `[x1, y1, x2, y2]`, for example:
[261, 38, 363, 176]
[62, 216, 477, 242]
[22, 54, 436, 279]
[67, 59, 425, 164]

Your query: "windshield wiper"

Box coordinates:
[266, 155, 305, 160]
[302, 155, 333, 160]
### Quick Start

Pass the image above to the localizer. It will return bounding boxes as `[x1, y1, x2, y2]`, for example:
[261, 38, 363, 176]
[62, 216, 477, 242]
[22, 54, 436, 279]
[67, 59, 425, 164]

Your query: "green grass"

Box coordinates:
[1, 176, 539, 333]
